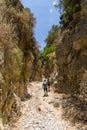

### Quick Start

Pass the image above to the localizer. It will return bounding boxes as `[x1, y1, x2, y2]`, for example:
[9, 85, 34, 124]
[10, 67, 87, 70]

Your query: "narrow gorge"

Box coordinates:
[0, 0, 87, 130]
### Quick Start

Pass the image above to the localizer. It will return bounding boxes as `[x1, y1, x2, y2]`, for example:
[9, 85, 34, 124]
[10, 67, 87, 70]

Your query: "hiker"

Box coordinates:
[47, 78, 51, 92]
[42, 79, 48, 96]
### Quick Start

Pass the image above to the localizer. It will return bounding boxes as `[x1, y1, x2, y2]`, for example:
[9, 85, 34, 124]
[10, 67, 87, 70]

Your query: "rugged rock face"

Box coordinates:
[56, 0, 87, 94]
[0, 0, 39, 129]
[56, 0, 87, 125]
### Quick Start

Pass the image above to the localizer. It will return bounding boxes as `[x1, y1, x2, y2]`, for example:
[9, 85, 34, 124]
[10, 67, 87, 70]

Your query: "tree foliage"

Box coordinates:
[39, 25, 59, 60]
[45, 25, 59, 47]
[1, 0, 39, 84]
[57, 0, 81, 28]
[39, 44, 56, 60]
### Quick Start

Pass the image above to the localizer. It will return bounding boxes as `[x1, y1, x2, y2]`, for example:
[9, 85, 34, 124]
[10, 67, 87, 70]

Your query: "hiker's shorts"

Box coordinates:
[44, 87, 47, 92]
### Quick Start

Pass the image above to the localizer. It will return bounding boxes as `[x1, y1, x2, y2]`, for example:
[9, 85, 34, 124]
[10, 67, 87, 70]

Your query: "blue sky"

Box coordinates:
[21, 0, 60, 50]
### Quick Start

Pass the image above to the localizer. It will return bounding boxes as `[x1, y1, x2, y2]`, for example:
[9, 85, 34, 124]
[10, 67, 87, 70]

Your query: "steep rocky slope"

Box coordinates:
[0, 0, 39, 129]
[56, 0, 87, 125]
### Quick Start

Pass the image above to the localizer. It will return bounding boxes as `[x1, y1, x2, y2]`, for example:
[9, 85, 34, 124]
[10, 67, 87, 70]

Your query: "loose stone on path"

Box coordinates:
[11, 82, 78, 130]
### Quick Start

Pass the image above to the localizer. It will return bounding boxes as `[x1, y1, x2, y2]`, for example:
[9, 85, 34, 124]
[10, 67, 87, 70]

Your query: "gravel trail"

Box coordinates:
[11, 82, 77, 130]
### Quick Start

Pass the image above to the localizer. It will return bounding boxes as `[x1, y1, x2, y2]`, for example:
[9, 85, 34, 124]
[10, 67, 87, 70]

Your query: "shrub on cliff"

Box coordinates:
[0, 25, 23, 83]
[55, 0, 81, 28]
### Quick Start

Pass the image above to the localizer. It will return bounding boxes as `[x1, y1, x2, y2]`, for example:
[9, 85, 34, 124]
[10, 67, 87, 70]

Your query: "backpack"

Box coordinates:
[43, 81, 47, 87]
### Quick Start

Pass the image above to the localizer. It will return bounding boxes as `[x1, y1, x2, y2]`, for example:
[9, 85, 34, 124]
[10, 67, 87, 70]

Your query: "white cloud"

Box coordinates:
[49, 9, 53, 13]
[53, 1, 57, 6]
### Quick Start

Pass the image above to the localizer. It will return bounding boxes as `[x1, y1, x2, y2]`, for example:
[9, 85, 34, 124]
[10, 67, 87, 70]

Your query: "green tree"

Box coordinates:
[56, 0, 81, 28]
[45, 25, 59, 47]
[39, 25, 59, 60]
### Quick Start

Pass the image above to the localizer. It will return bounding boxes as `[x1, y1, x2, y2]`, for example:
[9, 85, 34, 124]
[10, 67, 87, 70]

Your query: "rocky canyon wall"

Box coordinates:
[0, 0, 39, 129]
[56, 0, 87, 94]
[56, 0, 87, 124]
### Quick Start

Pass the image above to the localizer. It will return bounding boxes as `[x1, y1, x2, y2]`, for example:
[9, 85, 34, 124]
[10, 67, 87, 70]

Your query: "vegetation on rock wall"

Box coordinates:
[55, 0, 87, 126]
[56, 0, 81, 28]
[0, 0, 39, 126]
[4, 0, 39, 84]
[0, 0, 87, 129]
[39, 25, 59, 78]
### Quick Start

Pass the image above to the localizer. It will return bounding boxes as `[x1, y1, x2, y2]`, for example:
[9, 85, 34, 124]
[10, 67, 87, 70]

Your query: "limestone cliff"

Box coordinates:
[56, 0, 87, 125]
[0, 0, 39, 129]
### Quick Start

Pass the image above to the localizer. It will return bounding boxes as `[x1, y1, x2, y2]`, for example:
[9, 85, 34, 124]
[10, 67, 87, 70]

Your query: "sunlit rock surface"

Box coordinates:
[0, 0, 39, 129]
[56, 0, 87, 124]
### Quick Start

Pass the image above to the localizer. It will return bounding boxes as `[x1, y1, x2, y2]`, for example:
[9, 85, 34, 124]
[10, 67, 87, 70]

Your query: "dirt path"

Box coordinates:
[11, 82, 77, 130]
